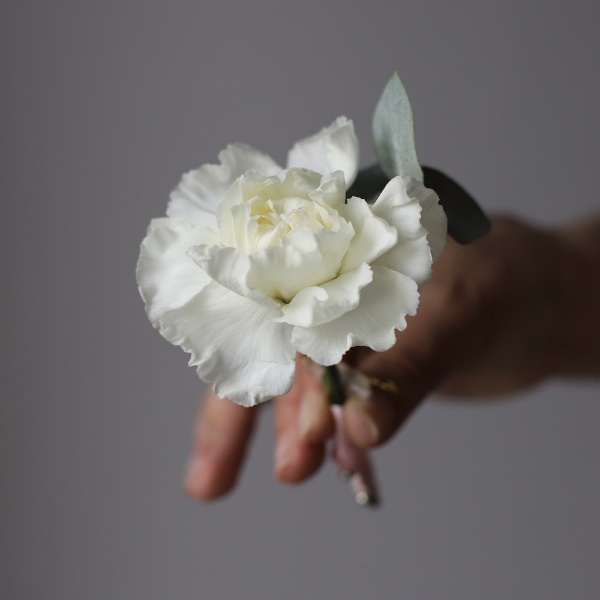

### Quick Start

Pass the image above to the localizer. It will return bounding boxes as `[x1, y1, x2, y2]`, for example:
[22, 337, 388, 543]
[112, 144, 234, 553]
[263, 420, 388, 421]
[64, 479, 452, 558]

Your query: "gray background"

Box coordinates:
[2, 1, 599, 598]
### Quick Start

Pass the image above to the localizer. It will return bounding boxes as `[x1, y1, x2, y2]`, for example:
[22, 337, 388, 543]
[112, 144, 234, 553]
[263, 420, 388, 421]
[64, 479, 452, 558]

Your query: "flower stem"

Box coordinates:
[323, 364, 345, 405]
[323, 363, 381, 506]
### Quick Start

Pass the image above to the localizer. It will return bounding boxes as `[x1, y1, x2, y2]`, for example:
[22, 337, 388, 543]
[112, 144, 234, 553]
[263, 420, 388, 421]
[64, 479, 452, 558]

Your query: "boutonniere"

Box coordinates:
[137, 74, 489, 505]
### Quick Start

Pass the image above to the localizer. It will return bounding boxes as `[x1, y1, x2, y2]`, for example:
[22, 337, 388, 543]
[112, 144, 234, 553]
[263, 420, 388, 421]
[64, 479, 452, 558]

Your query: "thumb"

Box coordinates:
[342, 348, 435, 448]
[342, 280, 469, 448]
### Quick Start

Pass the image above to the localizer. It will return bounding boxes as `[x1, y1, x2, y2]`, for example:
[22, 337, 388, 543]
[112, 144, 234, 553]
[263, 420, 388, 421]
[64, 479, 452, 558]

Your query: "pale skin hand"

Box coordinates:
[184, 216, 600, 501]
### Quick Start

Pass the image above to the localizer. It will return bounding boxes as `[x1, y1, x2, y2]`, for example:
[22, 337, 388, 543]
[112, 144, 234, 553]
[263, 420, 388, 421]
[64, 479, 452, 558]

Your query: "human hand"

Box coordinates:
[184, 215, 599, 500]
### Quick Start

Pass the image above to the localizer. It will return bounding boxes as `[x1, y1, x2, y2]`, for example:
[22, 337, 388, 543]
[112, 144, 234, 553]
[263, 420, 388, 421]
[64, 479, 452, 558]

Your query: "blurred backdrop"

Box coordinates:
[2, 1, 599, 598]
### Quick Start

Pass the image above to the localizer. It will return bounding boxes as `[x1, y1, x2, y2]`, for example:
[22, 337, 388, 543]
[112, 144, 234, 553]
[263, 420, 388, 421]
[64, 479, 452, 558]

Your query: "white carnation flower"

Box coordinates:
[137, 117, 446, 406]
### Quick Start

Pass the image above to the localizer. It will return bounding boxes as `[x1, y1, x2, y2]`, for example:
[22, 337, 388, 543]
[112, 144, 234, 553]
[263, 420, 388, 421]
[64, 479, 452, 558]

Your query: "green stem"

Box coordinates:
[323, 365, 345, 405]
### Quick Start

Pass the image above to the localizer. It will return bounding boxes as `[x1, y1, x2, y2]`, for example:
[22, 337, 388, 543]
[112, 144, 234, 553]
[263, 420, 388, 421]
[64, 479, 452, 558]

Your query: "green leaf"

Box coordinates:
[372, 73, 423, 182]
[422, 166, 491, 244]
[346, 163, 389, 203]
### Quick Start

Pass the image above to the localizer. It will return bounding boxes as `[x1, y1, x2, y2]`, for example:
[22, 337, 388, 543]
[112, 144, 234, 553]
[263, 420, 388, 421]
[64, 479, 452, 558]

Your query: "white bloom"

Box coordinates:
[137, 118, 446, 406]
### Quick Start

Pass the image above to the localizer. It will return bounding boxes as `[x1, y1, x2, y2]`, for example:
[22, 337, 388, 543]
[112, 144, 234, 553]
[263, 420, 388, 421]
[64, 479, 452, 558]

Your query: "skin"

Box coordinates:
[184, 215, 600, 501]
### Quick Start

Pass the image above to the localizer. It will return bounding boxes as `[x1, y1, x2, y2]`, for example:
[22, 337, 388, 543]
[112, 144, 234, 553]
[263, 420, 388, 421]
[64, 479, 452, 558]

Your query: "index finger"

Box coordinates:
[184, 388, 258, 501]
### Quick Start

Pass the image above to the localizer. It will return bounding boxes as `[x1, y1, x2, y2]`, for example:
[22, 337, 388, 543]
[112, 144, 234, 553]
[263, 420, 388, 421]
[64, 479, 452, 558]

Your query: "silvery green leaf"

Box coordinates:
[372, 73, 423, 182]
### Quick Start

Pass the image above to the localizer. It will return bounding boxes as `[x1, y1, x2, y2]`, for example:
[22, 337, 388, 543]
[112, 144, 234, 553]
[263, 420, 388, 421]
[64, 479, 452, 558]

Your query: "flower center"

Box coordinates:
[247, 196, 341, 252]
[219, 168, 355, 302]
[225, 168, 348, 256]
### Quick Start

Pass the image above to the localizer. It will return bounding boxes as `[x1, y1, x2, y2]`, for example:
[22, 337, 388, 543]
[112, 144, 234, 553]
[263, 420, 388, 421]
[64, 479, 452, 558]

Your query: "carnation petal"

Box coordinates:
[167, 144, 281, 221]
[248, 223, 355, 302]
[287, 117, 359, 187]
[371, 176, 433, 284]
[157, 282, 295, 406]
[339, 197, 397, 273]
[279, 263, 373, 328]
[309, 171, 347, 210]
[291, 266, 419, 365]
[403, 176, 447, 261]
[188, 243, 280, 308]
[137, 218, 216, 323]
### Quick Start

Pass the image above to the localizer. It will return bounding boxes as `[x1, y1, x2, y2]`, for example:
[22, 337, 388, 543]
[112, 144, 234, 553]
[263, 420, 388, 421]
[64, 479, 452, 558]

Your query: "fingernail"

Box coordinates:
[184, 455, 209, 497]
[274, 435, 294, 478]
[347, 399, 379, 447]
[298, 390, 325, 441]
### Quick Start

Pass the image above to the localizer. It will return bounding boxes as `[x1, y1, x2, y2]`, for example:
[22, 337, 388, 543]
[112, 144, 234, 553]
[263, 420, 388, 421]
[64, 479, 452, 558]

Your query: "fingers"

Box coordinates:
[343, 273, 468, 448]
[184, 387, 257, 501]
[185, 356, 335, 500]
[274, 356, 334, 483]
[296, 359, 335, 443]
[343, 349, 429, 448]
